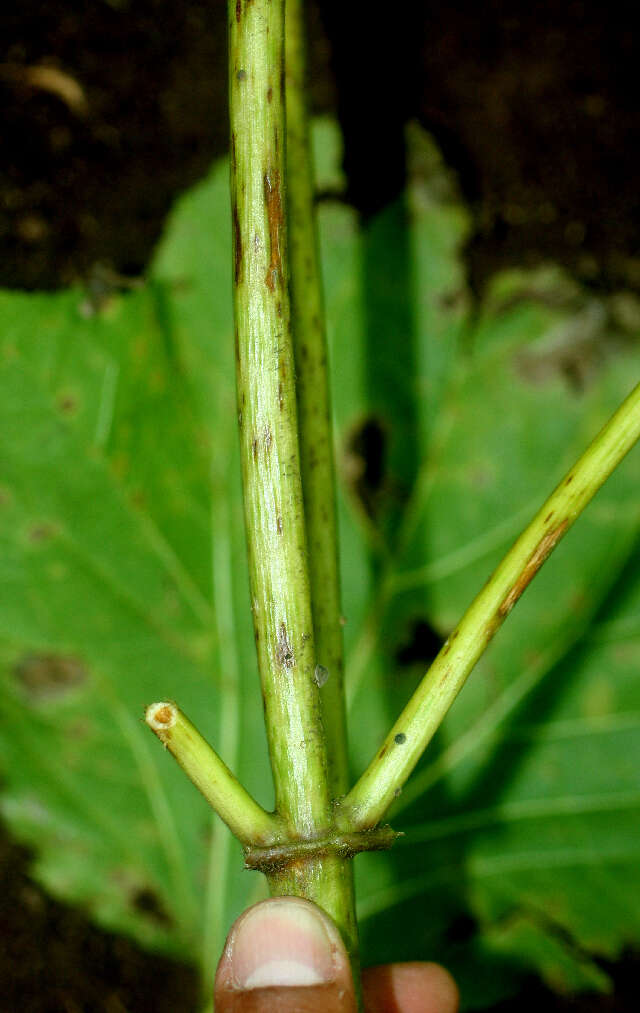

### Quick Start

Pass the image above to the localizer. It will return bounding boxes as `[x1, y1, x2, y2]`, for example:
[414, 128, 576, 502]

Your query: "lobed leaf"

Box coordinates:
[1, 121, 639, 1006]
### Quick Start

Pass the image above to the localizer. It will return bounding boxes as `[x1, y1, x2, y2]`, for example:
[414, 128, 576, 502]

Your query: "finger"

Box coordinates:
[362, 962, 459, 1013]
[215, 897, 358, 1013]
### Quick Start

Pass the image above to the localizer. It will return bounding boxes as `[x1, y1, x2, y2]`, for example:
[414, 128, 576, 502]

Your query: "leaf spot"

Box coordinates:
[14, 652, 88, 702]
[27, 521, 58, 543]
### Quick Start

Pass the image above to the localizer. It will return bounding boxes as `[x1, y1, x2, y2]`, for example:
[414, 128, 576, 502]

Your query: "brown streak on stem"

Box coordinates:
[264, 169, 283, 291]
[438, 667, 452, 688]
[484, 614, 501, 641]
[498, 519, 569, 619]
[232, 202, 242, 286]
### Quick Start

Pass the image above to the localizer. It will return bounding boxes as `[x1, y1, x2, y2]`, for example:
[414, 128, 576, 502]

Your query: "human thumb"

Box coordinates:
[214, 897, 357, 1013]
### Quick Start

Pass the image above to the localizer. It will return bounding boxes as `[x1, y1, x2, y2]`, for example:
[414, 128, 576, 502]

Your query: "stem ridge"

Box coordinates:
[244, 826, 398, 872]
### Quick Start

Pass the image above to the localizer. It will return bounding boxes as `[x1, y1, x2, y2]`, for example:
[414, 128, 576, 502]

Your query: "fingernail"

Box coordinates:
[228, 898, 339, 989]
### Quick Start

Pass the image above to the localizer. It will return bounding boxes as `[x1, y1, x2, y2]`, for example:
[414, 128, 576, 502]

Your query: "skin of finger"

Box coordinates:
[215, 982, 357, 1013]
[214, 898, 357, 1013]
[362, 962, 459, 1013]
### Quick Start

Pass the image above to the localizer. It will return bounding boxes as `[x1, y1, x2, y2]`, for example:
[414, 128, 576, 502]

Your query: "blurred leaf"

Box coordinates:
[0, 162, 272, 988]
[1, 120, 640, 1007]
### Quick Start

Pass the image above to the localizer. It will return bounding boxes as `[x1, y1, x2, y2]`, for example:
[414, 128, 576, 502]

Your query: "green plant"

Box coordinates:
[2, 1, 640, 1009]
[149, 0, 640, 987]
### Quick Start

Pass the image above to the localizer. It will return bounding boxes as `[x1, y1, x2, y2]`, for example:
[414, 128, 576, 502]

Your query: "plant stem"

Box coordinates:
[229, 0, 328, 836]
[145, 702, 280, 846]
[285, 0, 349, 798]
[338, 378, 640, 831]
[229, 0, 359, 969]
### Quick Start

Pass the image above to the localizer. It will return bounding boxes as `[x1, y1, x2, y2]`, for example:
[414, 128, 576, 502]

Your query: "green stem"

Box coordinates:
[285, 0, 349, 798]
[229, 0, 359, 969]
[229, 0, 328, 836]
[338, 378, 640, 831]
[145, 702, 280, 846]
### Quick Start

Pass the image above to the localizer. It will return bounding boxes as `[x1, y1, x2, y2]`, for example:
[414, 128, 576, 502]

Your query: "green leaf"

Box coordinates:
[1, 120, 640, 1007]
[329, 134, 640, 1002]
[0, 160, 272, 989]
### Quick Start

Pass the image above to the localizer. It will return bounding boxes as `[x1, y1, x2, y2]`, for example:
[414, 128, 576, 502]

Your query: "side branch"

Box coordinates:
[145, 702, 282, 847]
[338, 379, 640, 831]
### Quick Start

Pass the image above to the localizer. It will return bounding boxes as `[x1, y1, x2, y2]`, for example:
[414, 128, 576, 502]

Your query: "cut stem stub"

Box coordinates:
[145, 701, 281, 847]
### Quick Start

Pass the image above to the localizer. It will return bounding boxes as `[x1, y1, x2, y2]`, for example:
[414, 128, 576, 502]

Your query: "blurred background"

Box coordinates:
[1, 1, 639, 1010]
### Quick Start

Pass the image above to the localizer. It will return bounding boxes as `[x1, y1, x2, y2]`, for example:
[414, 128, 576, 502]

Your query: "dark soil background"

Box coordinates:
[1, 0, 639, 1009]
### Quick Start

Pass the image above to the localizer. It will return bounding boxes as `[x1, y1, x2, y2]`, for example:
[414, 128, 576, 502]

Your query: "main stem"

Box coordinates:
[229, 0, 358, 965]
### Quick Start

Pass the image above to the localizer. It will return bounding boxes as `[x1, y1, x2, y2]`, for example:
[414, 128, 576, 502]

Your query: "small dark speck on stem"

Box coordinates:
[237, 69, 247, 81]
[267, 86, 273, 102]
[394, 733, 407, 745]
[276, 622, 295, 668]
[276, 515, 283, 534]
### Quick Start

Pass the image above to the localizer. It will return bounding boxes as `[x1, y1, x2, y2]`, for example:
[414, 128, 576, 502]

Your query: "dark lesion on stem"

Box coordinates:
[232, 200, 243, 285]
[264, 167, 284, 291]
[276, 620, 295, 668]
